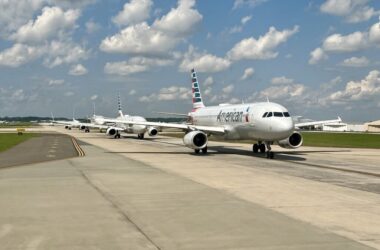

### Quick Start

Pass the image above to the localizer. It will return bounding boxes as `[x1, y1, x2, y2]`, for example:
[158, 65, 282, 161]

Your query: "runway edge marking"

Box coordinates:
[71, 137, 85, 157]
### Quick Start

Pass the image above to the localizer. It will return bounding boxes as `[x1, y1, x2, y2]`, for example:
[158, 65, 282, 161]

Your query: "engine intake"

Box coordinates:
[148, 127, 158, 136]
[183, 131, 208, 150]
[278, 131, 303, 149]
[106, 127, 117, 136]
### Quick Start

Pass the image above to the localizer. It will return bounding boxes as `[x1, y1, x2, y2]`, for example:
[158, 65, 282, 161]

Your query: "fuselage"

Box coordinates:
[189, 102, 294, 141]
[115, 115, 147, 134]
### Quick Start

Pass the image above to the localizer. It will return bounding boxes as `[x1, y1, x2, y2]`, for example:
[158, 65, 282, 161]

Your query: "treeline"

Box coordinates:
[1, 116, 185, 123]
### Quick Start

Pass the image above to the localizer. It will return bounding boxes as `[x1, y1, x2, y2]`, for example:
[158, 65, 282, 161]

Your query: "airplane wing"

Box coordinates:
[101, 118, 225, 134]
[295, 117, 342, 128]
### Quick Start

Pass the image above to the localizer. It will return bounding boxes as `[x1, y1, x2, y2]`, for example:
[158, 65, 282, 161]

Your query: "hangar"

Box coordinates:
[365, 120, 380, 132]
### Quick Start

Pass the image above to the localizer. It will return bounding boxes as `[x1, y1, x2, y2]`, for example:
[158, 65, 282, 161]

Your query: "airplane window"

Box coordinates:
[267, 112, 273, 117]
[274, 112, 283, 117]
[283, 112, 290, 117]
[262, 112, 268, 118]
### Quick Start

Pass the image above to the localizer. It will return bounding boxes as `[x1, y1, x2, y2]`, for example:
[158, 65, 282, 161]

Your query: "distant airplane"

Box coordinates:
[101, 69, 341, 159]
[72, 95, 159, 139]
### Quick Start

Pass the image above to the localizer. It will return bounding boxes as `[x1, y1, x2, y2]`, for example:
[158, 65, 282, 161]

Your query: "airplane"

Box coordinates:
[77, 95, 159, 139]
[100, 69, 342, 159]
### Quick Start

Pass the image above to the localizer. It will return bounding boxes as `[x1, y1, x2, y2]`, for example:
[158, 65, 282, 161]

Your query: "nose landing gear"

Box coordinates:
[265, 142, 274, 159]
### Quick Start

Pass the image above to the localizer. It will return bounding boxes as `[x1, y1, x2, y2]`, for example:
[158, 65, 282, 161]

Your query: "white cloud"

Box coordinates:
[43, 40, 89, 68]
[327, 70, 380, 102]
[259, 84, 306, 99]
[129, 89, 137, 95]
[69, 64, 88, 75]
[271, 76, 294, 84]
[227, 26, 299, 60]
[309, 47, 328, 64]
[64, 91, 74, 97]
[139, 86, 191, 102]
[179, 46, 231, 73]
[341, 56, 369, 67]
[233, 0, 268, 9]
[240, 67, 255, 80]
[320, 0, 380, 23]
[90, 94, 98, 101]
[309, 18, 380, 64]
[204, 76, 214, 86]
[48, 79, 64, 86]
[10, 6, 80, 43]
[321, 76, 342, 90]
[222, 84, 234, 94]
[101, 0, 202, 57]
[104, 57, 173, 76]
[85, 20, 100, 33]
[112, 0, 152, 26]
[241, 15, 252, 25]
[0, 43, 43, 67]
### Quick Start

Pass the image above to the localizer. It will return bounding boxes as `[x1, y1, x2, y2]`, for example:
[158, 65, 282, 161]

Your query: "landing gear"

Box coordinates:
[194, 146, 208, 154]
[265, 143, 274, 159]
[85, 128, 90, 133]
[137, 133, 144, 139]
[252, 143, 266, 153]
[114, 133, 121, 139]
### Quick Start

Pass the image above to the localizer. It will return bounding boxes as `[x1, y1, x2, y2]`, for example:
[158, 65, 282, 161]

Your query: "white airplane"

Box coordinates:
[100, 69, 342, 158]
[80, 95, 159, 139]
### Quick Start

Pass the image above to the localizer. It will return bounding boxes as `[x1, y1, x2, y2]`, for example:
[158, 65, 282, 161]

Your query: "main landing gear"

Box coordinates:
[252, 141, 274, 159]
[194, 146, 208, 154]
[137, 133, 144, 139]
[84, 128, 90, 133]
[114, 133, 121, 139]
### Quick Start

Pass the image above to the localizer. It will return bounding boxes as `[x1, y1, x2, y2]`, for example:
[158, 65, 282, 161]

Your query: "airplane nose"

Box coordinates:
[272, 119, 294, 139]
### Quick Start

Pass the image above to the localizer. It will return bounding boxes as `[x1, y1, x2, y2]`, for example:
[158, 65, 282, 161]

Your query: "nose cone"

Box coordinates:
[272, 118, 294, 140]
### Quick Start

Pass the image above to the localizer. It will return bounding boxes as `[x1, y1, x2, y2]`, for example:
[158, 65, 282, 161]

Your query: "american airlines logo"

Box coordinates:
[216, 110, 244, 122]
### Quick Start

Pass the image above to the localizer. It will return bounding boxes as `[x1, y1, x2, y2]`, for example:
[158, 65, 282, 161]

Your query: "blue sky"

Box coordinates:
[1, 0, 380, 122]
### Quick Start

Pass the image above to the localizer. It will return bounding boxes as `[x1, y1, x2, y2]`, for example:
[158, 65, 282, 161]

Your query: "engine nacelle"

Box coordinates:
[278, 131, 303, 149]
[106, 127, 117, 136]
[148, 127, 158, 136]
[183, 131, 208, 150]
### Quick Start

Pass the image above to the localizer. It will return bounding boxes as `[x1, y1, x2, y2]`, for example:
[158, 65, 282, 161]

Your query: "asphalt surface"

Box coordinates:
[0, 133, 78, 168]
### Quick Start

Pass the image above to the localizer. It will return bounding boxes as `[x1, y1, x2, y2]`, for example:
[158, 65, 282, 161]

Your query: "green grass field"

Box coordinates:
[160, 131, 380, 149]
[0, 133, 37, 152]
[0, 122, 38, 128]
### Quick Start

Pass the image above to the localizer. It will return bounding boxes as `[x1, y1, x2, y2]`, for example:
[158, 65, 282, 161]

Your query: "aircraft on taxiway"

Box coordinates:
[101, 69, 341, 159]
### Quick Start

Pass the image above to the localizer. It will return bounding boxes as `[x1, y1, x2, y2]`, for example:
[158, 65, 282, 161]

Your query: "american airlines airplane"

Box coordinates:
[76, 95, 159, 139]
[101, 69, 341, 158]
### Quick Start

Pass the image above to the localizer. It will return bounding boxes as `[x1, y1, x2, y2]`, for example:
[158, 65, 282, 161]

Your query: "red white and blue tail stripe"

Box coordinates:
[191, 69, 205, 110]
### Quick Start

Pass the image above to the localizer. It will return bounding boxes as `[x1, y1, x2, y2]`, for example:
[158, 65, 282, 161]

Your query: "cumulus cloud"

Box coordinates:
[112, 0, 152, 26]
[327, 70, 380, 102]
[320, 0, 380, 23]
[43, 40, 89, 68]
[10, 6, 80, 43]
[341, 56, 369, 67]
[85, 20, 100, 33]
[241, 15, 252, 25]
[240, 67, 255, 80]
[222, 84, 234, 94]
[309, 18, 380, 64]
[233, 0, 268, 9]
[0, 43, 43, 67]
[139, 86, 191, 102]
[69, 64, 88, 75]
[104, 57, 173, 76]
[90, 94, 98, 100]
[227, 26, 299, 60]
[271, 76, 294, 84]
[129, 89, 137, 95]
[48, 79, 65, 86]
[100, 0, 202, 57]
[203, 76, 214, 86]
[259, 83, 306, 100]
[179, 46, 231, 73]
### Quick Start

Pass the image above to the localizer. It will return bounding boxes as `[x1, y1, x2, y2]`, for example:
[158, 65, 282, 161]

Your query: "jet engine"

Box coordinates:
[80, 125, 86, 130]
[278, 131, 303, 149]
[183, 131, 208, 150]
[106, 127, 117, 136]
[148, 127, 158, 136]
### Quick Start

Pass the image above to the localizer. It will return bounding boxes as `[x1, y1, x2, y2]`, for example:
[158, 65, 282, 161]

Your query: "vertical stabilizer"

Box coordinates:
[191, 69, 205, 110]
[117, 93, 124, 117]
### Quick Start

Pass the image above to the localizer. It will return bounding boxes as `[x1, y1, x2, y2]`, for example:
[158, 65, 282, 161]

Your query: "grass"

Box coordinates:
[0, 133, 37, 152]
[160, 132, 380, 149]
[0, 122, 39, 128]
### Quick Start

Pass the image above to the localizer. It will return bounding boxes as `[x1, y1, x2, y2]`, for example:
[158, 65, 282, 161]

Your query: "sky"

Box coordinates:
[0, 0, 380, 122]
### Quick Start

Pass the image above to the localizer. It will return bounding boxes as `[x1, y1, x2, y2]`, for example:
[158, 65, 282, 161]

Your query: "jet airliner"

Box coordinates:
[99, 69, 342, 158]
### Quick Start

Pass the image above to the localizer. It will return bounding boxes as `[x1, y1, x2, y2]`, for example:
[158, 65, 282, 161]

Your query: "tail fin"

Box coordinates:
[117, 93, 124, 117]
[191, 69, 205, 109]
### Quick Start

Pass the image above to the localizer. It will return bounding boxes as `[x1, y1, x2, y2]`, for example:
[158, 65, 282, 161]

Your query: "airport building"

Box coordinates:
[365, 120, 380, 132]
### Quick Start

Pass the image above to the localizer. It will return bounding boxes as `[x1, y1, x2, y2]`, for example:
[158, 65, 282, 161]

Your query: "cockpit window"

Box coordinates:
[283, 112, 290, 117]
[274, 112, 283, 117]
[262, 112, 268, 118]
[267, 112, 273, 117]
